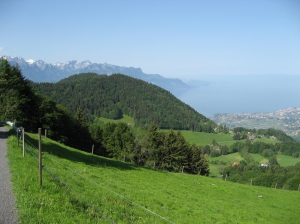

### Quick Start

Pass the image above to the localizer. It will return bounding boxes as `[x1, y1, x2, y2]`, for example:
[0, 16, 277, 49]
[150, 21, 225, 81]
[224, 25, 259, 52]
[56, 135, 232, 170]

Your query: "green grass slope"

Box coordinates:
[178, 131, 234, 146]
[7, 130, 300, 223]
[95, 114, 135, 126]
[277, 154, 300, 167]
[175, 131, 278, 147]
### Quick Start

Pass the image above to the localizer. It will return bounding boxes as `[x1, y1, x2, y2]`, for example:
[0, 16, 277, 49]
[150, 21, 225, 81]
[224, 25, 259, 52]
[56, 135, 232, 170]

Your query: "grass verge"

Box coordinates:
[7, 130, 300, 223]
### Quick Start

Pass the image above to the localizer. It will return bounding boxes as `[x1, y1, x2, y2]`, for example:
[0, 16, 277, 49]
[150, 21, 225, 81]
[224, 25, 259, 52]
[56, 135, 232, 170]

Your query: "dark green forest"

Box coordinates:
[32, 73, 217, 132]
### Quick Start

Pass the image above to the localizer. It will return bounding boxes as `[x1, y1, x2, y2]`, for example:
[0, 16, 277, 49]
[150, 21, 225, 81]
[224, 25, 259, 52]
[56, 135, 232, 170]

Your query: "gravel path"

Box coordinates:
[0, 126, 18, 224]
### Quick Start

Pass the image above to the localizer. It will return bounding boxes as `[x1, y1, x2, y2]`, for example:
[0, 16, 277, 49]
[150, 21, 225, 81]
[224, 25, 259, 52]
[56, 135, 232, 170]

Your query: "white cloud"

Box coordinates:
[0, 47, 2, 51]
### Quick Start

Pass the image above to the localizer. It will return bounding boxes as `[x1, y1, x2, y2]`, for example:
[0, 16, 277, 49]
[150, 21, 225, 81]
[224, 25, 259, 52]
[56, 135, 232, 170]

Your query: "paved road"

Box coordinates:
[0, 126, 18, 224]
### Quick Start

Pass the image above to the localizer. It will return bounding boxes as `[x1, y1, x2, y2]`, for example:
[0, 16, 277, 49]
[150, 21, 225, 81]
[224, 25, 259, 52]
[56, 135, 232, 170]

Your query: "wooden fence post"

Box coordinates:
[92, 144, 94, 154]
[45, 129, 47, 139]
[38, 128, 42, 187]
[22, 128, 25, 157]
[17, 129, 19, 147]
[182, 166, 184, 173]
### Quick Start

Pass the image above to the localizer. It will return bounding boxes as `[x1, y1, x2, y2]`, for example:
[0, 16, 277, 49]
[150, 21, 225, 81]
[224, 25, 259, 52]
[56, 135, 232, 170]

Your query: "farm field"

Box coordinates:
[207, 153, 243, 176]
[170, 130, 234, 146]
[253, 136, 279, 144]
[6, 129, 300, 223]
[181, 131, 233, 146]
[96, 114, 135, 126]
[162, 130, 278, 147]
[277, 154, 300, 167]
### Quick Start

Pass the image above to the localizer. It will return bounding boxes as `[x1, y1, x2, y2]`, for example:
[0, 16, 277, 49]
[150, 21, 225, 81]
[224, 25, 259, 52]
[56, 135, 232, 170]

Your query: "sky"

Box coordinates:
[1, 0, 300, 79]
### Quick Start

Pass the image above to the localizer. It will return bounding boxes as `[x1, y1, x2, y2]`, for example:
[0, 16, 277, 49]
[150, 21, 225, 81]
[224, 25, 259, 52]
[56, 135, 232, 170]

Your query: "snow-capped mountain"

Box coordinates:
[3, 56, 191, 95]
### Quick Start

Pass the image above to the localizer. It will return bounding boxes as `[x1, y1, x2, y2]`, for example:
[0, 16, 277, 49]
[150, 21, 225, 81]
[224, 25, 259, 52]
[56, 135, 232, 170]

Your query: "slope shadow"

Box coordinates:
[0, 126, 8, 139]
[24, 134, 137, 171]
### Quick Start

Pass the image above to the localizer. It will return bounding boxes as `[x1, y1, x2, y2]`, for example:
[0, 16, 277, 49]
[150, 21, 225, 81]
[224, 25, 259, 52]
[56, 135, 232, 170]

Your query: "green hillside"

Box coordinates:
[95, 114, 135, 126]
[170, 130, 234, 146]
[277, 154, 300, 167]
[32, 73, 216, 132]
[7, 130, 300, 223]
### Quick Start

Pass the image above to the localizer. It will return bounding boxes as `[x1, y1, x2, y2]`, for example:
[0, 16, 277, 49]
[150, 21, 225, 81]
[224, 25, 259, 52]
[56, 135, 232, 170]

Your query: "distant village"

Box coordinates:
[212, 107, 300, 141]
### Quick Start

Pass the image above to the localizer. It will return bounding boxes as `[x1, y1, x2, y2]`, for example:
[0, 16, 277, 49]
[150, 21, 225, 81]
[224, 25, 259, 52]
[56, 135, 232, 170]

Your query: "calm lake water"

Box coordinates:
[178, 75, 300, 118]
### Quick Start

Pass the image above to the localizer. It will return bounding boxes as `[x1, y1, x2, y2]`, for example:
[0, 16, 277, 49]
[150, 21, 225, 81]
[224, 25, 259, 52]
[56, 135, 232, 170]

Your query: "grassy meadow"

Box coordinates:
[171, 130, 278, 147]
[6, 128, 300, 223]
[179, 131, 234, 146]
[96, 115, 135, 126]
[207, 153, 243, 176]
[276, 154, 300, 167]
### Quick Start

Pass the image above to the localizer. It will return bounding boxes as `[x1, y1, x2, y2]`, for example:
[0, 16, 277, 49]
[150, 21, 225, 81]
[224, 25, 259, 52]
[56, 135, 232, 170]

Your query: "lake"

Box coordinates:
[178, 74, 300, 118]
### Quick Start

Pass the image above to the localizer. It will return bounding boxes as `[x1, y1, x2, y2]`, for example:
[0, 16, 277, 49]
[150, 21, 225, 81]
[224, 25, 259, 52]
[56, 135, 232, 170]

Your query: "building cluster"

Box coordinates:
[212, 107, 300, 138]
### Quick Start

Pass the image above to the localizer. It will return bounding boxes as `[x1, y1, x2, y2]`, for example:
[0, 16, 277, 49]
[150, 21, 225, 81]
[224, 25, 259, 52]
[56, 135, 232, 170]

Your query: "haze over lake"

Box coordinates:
[179, 74, 300, 118]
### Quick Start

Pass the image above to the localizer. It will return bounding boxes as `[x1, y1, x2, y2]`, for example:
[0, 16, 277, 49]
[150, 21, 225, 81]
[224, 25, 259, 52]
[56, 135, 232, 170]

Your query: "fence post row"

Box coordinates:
[22, 128, 25, 157]
[17, 128, 19, 147]
[38, 128, 42, 187]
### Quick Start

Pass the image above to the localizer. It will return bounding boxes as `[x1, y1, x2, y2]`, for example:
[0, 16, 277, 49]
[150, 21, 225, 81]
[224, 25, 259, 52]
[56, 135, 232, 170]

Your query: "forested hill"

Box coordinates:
[33, 73, 216, 131]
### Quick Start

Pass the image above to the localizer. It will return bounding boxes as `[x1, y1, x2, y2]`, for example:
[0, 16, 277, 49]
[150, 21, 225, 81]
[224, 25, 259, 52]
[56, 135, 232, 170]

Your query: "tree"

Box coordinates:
[0, 58, 36, 127]
[269, 156, 278, 166]
[190, 144, 209, 176]
[89, 123, 104, 155]
[0, 89, 19, 120]
[75, 107, 88, 128]
[212, 138, 217, 146]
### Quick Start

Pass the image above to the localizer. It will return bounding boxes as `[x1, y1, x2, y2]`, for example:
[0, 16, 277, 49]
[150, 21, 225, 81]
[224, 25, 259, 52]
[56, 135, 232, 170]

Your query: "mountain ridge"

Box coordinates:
[3, 56, 191, 95]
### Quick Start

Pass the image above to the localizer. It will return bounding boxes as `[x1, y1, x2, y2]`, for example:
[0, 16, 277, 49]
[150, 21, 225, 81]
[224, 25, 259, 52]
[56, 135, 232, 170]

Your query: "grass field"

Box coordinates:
[207, 153, 243, 176]
[166, 130, 278, 147]
[208, 152, 244, 165]
[96, 115, 135, 126]
[180, 131, 234, 146]
[6, 129, 300, 223]
[277, 154, 300, 167]
[253, 137, 279, 144]
[250, 153, 269, 164]
[161, 130, 236, 146]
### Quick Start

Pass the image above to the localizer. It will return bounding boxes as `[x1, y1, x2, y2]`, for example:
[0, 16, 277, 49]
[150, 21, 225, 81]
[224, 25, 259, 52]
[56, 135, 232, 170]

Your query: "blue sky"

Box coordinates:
[1, 0, 299, 78]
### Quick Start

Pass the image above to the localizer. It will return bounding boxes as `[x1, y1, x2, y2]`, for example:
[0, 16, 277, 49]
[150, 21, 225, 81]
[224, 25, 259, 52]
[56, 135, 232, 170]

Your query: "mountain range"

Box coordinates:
[3, 56, 191, 96]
